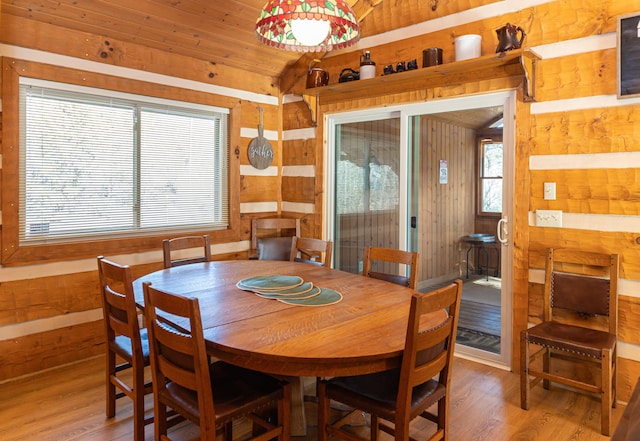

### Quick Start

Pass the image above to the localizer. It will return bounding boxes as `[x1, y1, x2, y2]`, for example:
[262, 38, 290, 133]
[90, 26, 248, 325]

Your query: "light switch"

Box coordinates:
[536, 210, 562, 227]
[543, 182, 556, 201]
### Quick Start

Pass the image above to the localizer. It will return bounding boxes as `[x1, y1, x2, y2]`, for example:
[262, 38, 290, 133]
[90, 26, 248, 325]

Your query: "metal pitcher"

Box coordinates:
[495, 23, 526, 53]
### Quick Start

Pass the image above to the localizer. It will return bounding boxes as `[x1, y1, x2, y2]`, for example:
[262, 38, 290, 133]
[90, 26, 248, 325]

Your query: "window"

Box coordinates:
[19, 78, 229, 243]
[478, 140, 503, 214]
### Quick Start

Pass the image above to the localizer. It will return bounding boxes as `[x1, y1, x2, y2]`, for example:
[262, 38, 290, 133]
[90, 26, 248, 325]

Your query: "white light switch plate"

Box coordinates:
[543, 182, 556, 200]
[536, 210, 562, 227]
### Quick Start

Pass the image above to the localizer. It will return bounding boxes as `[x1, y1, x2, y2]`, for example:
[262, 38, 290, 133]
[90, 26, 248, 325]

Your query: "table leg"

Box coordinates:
[479, 246, 489, 281]
[286, 375, 307, 436]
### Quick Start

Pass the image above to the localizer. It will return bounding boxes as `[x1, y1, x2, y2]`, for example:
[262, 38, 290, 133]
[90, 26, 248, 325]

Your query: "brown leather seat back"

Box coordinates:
[551, 272, 611, 316]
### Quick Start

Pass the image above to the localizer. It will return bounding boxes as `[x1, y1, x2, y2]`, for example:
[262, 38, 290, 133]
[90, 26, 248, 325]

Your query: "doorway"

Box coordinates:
[326, 91, 515, 369]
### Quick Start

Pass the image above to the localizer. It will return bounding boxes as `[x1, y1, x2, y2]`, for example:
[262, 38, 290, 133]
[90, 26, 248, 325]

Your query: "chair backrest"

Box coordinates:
[143, 282, 216, 437]
[544, 248, 619, 334]
[290, 236, 333, 267]
[396, 280, 462, 422]
[163, 235, 211, 268]
[362, 246, 419, 289]
[251, 218, 300, 261]
[97, 256, 145, 363]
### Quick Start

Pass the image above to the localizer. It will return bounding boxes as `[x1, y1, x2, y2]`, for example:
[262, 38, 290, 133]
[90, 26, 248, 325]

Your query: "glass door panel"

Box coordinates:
[333, 117, 401, 275]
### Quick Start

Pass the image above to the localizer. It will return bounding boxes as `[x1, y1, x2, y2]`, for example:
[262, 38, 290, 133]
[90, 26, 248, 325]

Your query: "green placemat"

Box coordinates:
[278, 288, 342, 306]
[253, 281, 314, 296]
[237, 275, 303, 291]
[255, 285, 321, 300]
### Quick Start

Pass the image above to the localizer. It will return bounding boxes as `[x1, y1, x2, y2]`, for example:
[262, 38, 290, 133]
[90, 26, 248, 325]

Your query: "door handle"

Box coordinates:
[497, 216, 508, 245]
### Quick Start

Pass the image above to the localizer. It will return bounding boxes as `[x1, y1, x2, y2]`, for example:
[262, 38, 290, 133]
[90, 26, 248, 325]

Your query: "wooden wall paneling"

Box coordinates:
[357, 0, 501, 38]
[282, 177, 315, 203]
[530, 169, 640, 215]
[0, 272, 99, 326]
[0, 15, 278, 96]
[240, 176, 280, 202]
[242, 103, 279, 135]
[0, 321, 104, 381]
[619, 295, 640, 346]
[418, 117, 475, 282]
[536, 50, 616, 101]
[282, 101, 314, 131]
[526, 228, 640, 277]
[618, 357, 640, 403]
[531, 106, 640, 155]
[283, 139, 316, 166]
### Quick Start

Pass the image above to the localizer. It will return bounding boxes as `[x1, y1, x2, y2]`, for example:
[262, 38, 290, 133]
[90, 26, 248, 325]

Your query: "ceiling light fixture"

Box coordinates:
[255, 0, 360, 52]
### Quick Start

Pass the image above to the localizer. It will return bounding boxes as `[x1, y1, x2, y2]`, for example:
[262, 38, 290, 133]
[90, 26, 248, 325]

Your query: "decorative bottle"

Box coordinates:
[359, 51, 376, 80]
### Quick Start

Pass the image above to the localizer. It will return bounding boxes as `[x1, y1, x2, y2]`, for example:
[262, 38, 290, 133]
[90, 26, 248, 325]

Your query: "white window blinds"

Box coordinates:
[19, 79, 229, 243]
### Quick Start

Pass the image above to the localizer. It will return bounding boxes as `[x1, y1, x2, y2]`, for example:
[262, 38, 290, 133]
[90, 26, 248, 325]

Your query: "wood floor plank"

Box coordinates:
[0, 355, 624, 440]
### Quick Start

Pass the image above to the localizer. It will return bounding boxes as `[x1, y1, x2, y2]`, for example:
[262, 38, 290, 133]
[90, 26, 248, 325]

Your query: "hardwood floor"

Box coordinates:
[0, 355, 624, 441]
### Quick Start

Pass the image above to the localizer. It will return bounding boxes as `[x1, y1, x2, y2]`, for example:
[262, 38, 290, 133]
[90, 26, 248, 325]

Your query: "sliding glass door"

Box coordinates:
[326, 91, 515, 369]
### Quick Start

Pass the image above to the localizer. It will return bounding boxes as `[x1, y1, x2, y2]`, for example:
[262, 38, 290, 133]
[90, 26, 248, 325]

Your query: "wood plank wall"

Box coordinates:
[282, 0, 640, 403]
[419, 117, 475, 283]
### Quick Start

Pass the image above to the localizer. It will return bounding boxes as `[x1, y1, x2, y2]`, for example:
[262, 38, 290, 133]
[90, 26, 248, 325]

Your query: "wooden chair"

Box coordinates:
[362, 246, 419, 289]
[143, 282, 291, 441]
[290, 236, 333, 267]
[162, 234, 211, 268]
[317, 280, 462, 441]
[97, 256, 153, 441]
[520, 248, 619, 435]
[250, 217, 300, 260]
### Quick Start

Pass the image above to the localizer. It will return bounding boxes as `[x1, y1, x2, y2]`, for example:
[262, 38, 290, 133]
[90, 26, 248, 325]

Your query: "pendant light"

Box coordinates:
[255, 0, 360, 52]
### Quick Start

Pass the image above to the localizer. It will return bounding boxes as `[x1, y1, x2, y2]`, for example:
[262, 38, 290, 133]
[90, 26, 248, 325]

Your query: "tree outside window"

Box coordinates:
[479, 140, 503, 214]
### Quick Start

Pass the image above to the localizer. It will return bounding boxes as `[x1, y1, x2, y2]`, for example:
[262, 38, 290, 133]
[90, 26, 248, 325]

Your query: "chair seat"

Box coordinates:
[162, 361, 284, 424]
[525, 321, 616, 359]
[113, 328, 150, 361]
[326, 368, 445, 421]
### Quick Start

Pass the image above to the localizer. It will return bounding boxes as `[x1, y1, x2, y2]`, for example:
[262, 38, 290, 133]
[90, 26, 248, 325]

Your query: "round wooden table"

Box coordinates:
[134, 260, 447, 435]
[134, 260, 447, 377]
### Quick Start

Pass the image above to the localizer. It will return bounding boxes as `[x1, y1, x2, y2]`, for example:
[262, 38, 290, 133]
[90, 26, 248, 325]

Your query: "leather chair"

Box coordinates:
[520, 248, 619, 435]
[97, 256, 153, 441]
[317, 280, 462, 441]
[162, 234, 211, 268]
[362, 246, 419, 289]
[290, 236, 333, 267]
[250, 217, 300, 260]
[143, 282, 291, 441]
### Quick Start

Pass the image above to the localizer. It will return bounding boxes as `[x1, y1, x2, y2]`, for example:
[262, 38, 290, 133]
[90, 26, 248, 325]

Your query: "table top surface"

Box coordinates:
[133, 260, 446, 377]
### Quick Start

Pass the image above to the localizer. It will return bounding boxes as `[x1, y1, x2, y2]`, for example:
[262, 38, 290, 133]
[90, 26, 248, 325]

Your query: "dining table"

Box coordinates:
[132, 259, 447, 435]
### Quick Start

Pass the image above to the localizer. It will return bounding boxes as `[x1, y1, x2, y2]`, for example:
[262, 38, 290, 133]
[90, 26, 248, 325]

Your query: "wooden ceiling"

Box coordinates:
[2, 0, 498, 80]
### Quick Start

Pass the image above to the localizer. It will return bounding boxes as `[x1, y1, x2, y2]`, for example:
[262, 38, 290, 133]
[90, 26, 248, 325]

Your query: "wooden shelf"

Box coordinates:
[302, 49, 540, 123]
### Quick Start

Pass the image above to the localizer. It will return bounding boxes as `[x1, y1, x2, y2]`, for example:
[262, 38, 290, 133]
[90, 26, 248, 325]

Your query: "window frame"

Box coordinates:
[1, 58, 241, 265]
[476, 130, 503, 217]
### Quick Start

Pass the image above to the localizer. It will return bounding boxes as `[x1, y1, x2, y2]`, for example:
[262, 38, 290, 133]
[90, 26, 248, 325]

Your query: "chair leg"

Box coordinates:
[154, 398, 168, 441]
[520, 332, 530, 410]
[317, 381, 330, 441]
[439, 395, 448, 440]
[601, 349, 612, 436]
[371, 413, 380, 441]
[542, 347, 551, 390]
[106, 351, 116, 418]
[132, 364, 146, 441]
